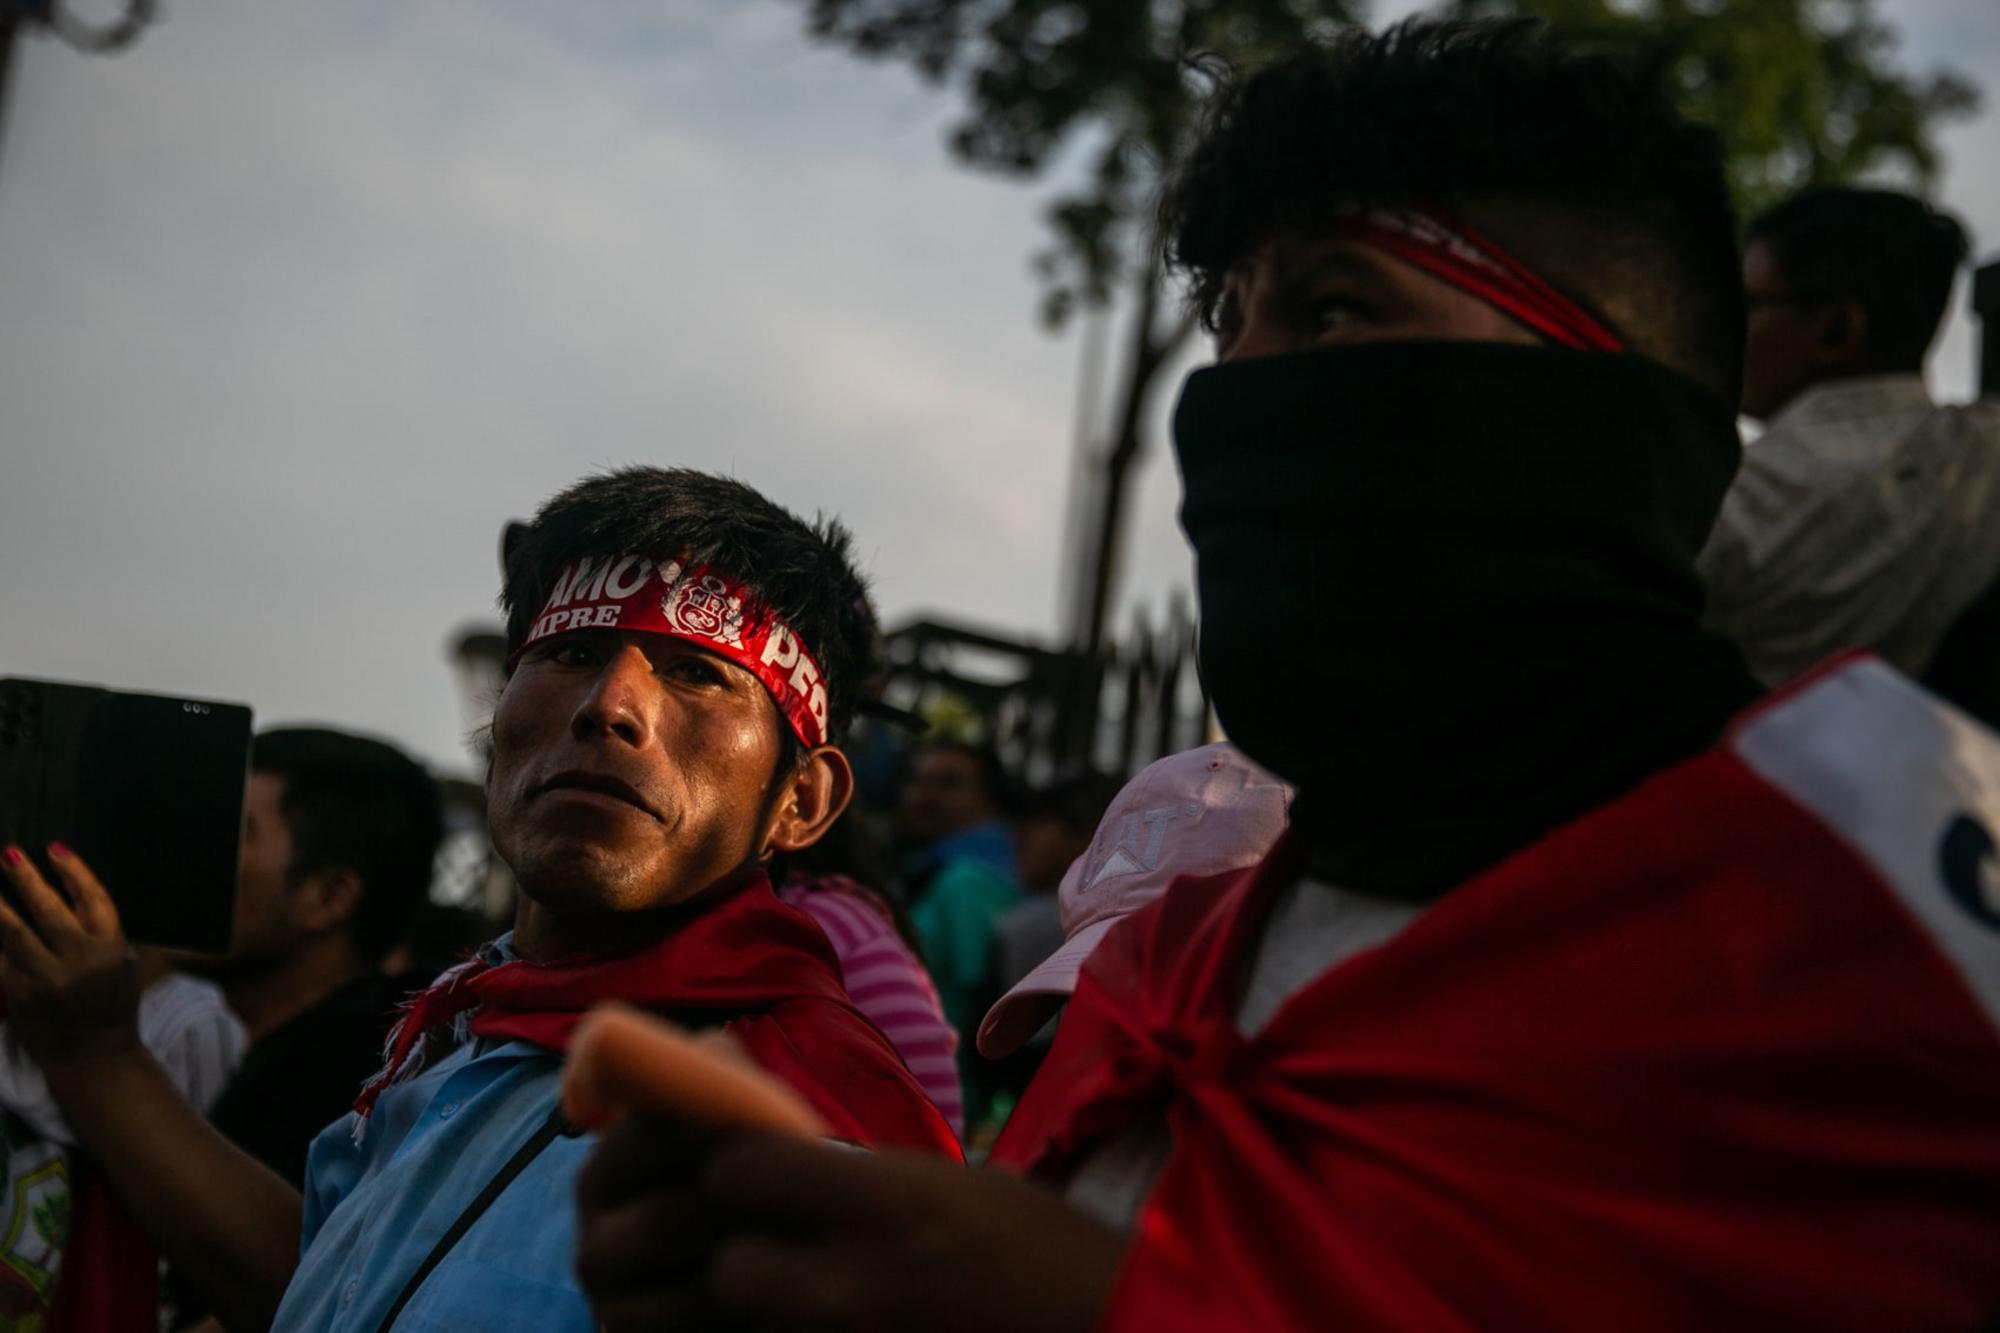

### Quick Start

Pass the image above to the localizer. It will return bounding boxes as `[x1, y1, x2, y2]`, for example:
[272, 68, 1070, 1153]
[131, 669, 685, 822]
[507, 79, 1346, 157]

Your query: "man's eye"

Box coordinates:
[1310, 296, 1366, 334]
[668, 657, 726, 686]
[546, 639, 601, 667]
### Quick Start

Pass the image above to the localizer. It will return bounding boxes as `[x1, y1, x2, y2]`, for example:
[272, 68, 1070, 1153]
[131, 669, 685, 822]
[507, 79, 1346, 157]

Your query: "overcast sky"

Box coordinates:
[3, 0, 1996, 777]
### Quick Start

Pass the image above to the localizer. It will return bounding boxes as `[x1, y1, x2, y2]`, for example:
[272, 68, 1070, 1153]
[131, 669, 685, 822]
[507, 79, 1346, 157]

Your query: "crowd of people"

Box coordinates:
[0, 13, 1997, 1331]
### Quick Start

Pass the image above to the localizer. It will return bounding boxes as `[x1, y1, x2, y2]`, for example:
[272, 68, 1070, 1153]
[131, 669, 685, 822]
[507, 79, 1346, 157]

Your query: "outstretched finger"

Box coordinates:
[45, 844, 122, 938]
[0, 847, 82, 946]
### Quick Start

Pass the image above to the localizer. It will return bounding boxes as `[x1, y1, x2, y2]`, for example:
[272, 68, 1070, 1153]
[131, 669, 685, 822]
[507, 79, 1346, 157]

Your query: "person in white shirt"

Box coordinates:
[1700, 186, 2000, 689]
[0, 950, 244, 1323]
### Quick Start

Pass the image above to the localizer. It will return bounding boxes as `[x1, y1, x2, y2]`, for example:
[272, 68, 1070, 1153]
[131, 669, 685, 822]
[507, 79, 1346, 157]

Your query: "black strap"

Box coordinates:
[375, 1104, 569, 1332]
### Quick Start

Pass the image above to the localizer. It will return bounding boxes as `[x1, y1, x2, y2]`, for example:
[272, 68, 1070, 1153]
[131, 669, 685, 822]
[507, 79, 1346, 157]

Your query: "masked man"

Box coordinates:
[572, 21, 2000, 1333]
[0, 467, 957, 1332]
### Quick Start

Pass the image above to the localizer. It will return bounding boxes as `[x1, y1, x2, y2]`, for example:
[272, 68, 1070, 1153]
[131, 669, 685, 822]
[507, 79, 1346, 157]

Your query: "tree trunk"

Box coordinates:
[1078, 252, 1197, 655]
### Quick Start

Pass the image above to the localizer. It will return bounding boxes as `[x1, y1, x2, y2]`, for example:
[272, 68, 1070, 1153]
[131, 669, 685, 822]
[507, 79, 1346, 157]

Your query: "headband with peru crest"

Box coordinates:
[512, 553, 832, 750]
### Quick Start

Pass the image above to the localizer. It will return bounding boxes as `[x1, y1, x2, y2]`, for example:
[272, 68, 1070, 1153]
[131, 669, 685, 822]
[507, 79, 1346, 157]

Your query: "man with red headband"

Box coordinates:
[0, 467, 957, 1331]
[573, 20, 2000, 1333]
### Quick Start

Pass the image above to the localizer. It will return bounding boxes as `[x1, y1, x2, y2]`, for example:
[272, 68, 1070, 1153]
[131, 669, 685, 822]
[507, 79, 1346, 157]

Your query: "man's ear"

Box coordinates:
[291, 868, 364, 936]
[762, 747, 856, 858]
[1815, 301, 1869, 365]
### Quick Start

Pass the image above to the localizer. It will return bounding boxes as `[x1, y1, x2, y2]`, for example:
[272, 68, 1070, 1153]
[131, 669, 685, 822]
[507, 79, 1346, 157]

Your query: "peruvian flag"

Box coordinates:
[995, 658, 2000, 1332]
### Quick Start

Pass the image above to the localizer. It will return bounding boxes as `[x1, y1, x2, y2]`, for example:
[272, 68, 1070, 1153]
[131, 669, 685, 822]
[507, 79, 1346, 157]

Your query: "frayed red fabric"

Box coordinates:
[358, 875, 959, 1158]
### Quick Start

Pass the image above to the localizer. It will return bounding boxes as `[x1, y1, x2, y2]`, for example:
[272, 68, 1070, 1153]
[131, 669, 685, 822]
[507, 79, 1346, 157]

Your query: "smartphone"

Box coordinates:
[0, 678, 251, 952]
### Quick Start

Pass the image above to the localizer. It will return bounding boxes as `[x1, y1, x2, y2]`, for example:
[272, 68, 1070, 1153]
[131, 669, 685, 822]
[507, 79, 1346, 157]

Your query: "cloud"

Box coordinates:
[0, 0, 1082, 771]
[0, 0, 1994, 775]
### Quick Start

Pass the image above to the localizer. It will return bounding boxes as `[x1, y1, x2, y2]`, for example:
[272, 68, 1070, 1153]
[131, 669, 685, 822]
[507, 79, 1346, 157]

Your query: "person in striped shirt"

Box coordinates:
[778, 870, 964, 1139]
[769, 801, 964, 1136]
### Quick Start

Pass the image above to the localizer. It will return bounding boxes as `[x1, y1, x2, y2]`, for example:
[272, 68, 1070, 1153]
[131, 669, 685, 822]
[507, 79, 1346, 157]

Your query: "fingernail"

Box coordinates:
[45, 842, 69, 862]
[2, 847, 21, 867]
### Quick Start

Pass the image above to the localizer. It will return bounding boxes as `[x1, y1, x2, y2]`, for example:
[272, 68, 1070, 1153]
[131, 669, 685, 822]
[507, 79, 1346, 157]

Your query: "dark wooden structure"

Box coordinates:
[879, 600, 1209, 784]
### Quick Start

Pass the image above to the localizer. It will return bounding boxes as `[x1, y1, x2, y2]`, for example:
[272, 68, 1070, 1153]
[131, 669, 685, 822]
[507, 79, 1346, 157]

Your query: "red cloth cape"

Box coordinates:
[361, 873, 958, 1157]
[994, 665, 2000, 1331]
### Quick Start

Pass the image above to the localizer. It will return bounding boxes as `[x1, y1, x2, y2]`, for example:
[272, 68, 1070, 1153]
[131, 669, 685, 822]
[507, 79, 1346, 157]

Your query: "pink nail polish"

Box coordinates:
[1, 847, 21, 867]
[45, 842, 70, 862]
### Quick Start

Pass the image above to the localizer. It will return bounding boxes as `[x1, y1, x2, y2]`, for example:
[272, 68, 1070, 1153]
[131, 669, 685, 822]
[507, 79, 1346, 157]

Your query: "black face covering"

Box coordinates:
[1173, 341, 1762, 897]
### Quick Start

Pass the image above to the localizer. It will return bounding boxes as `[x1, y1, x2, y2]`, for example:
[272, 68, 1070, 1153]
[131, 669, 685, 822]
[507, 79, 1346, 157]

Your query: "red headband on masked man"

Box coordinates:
[1338, 210, 1625, 353]
[511, 554, 832, 750]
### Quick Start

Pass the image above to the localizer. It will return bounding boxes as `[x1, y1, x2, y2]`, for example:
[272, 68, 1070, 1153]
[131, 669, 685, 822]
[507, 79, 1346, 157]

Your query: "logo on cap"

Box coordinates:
[1085, 801, 1203, 889]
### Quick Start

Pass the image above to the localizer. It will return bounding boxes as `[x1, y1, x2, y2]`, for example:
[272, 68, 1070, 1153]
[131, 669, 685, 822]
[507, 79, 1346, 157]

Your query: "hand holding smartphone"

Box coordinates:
[0, 678, 250, 952]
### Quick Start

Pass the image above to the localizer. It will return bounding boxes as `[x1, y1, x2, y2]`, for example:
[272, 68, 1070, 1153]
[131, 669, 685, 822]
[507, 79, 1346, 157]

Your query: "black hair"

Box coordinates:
[1749, 186, 1971, 371]
[501, 468, 882, 758]
[1162, 17, 1746, 403]
[251, 727, 444, 959]
[913, 738, 1017, 817]
[384, 899, 497, 990]
[1017, 770, 1124, 835]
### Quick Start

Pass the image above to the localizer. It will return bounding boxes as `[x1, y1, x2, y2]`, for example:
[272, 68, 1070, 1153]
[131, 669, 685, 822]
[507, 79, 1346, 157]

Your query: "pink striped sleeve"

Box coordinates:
[804, 894, 868, 953]
[781, 878, 966, 1139]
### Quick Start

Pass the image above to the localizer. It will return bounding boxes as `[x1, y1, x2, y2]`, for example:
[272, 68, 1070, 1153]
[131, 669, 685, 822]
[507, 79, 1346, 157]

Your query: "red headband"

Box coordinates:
[512, 555, 831, 750]
[1337, 211, 1625, 354]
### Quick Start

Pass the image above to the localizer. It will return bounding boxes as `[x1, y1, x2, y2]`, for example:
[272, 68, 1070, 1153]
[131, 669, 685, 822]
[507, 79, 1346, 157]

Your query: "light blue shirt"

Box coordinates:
[270, 942, 598, 1331]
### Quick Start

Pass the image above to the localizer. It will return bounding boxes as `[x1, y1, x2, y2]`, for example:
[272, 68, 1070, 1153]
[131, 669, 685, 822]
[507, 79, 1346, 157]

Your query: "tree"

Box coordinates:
[797, 0, 1977, 662]
[1451, 0, 1979, 219]
[1, 1, 159, 183]
[801, 1, 1365, 658]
